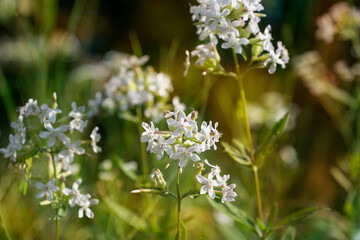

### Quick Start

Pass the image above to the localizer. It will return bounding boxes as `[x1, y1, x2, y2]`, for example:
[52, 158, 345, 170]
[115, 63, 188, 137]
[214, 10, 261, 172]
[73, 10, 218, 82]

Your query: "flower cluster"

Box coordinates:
[316, 2, 360, 43]
[87, 52, 185, 123]
[186, 0, 289, 74]
[0, 94, 100, 219]
[140, 109, 236, 203]
[196, 160, 237, 203]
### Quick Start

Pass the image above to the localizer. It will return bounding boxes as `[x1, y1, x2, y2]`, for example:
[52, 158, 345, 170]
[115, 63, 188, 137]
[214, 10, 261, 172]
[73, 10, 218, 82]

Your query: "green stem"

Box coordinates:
[136, 106, 149, 181]
[51, 151, 59, 240]
[176, 166, 181, 240]
[232, 49, 264, 222]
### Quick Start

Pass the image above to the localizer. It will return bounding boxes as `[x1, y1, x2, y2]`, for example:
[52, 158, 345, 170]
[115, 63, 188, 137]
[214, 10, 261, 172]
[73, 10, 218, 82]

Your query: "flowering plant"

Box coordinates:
[0, 93, 101, 240]
[131, 109, 236, 238]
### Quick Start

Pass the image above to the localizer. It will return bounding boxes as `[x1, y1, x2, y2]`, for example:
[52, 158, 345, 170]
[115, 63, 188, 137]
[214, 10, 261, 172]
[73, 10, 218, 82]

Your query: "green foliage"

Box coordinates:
[175, 221, 187, 240]
[103, 197, 149, 232]
[255, 112, 289, 165]
[272, 207, 326, 230]
[221, 140, 252, 167]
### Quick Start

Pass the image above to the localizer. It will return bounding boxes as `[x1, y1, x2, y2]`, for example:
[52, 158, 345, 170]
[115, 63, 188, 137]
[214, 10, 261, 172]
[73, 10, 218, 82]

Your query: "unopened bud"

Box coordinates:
[164, 110, 171, 118]
[184, 140, 194, 147]
[190, 111, 198, 120]
[149, 168, 167, 190]
[51, 92, 58, 109]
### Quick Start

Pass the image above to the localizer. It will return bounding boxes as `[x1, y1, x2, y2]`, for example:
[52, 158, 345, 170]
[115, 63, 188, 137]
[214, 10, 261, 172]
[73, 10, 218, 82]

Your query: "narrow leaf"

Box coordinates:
[280, 227, 296, 240]
[175, 221, 187, 240]
[207, 198, 254, 230]
[221, 141, 251, 167]
[255, 112, 289, 162]
[103, 197, 148, 231]
[267, 203, 278, 228]
[273, 207, 325, 229]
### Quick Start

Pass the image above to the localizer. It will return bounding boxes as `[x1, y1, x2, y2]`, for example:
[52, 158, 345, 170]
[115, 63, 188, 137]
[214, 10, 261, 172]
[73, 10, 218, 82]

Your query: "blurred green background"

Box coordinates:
[0, 0, 357, 239]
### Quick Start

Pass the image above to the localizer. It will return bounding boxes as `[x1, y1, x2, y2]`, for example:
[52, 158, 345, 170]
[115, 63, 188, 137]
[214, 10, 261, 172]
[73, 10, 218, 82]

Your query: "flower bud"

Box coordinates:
[190, 111, 198, 121]
[149, 168, 167, 190]
[51, 92, 58, 109]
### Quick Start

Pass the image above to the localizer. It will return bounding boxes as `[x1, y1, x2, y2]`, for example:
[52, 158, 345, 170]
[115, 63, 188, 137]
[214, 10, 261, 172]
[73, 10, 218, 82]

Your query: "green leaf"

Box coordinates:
[207, 198, 254, 231]
[221, 141, 251, 167]
[280, 227, 296, 240]
[255, 112, 289, 164]
[273, 207, 325, 229]
[267, 203, 278, 228]
[256, 218, 266, 231]
[175, 221, 187, 240]
[241, 49, 247, 61]
[103, 197, 149, 231]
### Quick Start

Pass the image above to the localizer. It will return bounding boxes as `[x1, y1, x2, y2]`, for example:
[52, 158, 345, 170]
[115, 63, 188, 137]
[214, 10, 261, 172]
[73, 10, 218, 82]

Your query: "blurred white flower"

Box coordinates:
[58, 140, 85, 170]
[39, 121, 69, 147]
[90, 126, 102, 153]
[20, 98, 40, 117]
[78, 194, 99, 219]
[35, 179, 59, 201]
[221, 183, 237, 203]
[62, 178, 83, 207]
[39, 104, 61, 123]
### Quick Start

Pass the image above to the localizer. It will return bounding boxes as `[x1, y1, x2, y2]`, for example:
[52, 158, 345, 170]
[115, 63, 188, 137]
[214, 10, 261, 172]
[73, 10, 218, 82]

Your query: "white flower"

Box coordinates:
[166, 110, 195, 138]
[39, 121, 69, 147]
[0, 134, 22, 162]
[257, 25, 274, 52]
[196, 174, 221, 199]
[247, 19, 260, 34]
[221, 36, 249, 54]
[221, 184, 237, 203]
[88, 92, 103, 117]
[141, 122, 159, 145]
[35, 179, 59, 201]
[62, 178, 83, 207]
[217, 19, 242, 40]
[315, 14, 336, 43]
[242, 0, 264, 23]
[90, 126, 102, 153]
[204, 159, 221, 178]
[58, 141, 85, 170]
[216, 174, 230, 187]
[264, 43, 289, 74]
[77, 194, 99, 219]
[39, 104, 61, 123]
[151, 136, 175, 160]
[69, 102, 87, 132]
[191, 43, 215, 65]
[148, 72, 173, 98]
[20, 99, 40, 117]
[171, 144, 201, 168]
[10, 118, 26, 144]
[195, 121, 221, 150]
[204, 2, 230, 30]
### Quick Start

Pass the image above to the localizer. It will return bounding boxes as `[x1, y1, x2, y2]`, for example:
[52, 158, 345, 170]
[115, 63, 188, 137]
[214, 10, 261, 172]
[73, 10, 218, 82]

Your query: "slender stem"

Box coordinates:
[176, 166, 181, 240]
[136, 106, 149, 180]
[232, 49, 264, 221]
[51, 151, 59, 240]
[252, 166, 263, 221]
